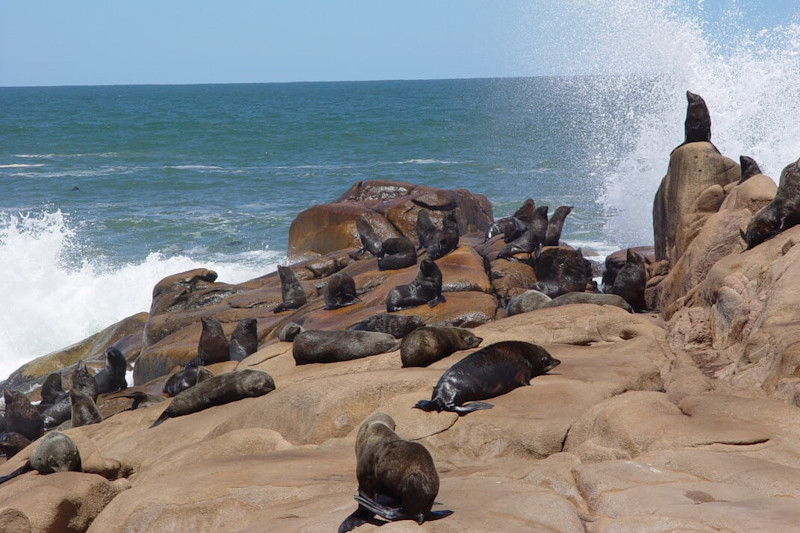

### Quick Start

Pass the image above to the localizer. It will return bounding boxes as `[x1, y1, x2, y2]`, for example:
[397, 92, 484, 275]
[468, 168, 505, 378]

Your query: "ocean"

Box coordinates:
[2, 11, 799, 381]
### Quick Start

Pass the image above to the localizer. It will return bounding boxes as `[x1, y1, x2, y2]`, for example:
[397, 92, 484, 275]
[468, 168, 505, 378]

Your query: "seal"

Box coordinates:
[194, 316, 230, 366]
[3, 389, 43, 442]
[106, 390, 166, 410]
[72, 360, 98, 401]
[505, 289, 552, 316]
[325, 272, 360, 310]
[544, 205, 574, 246]
[162, 364, 214, 397]
[277, 322, 305, 342]
[40, 372, 64, 406]
[544, 291, 632, 312]
[414, 340, 560, 414]
[674, 90, 720, 153]
[93, 346, 128, 394]
[415, 208, 438, 250]
[338, 413, 452, 533]
[0, 430, 82, 486]
[400, 326, 483, 368]
[610, 249, 648, 312]
[69, 389, 103, 428]
[377, 237, 417, 271]
[41, 396, 72, 431]
[498, 224, 542, 260]
[349, 313, 425, 339]
[426, 211, 459, 260]
[0, 432, 31, 459]
[744, 158, 800, 249]
[386, 258, 445, 312]
[355, 215, 383, 257]
[228, 318, 259, 361]
[484, 198, 535, 242]
[273, 265, 308, 313]
[292, 330, 400, 365]
[532, 247, 592, 297]
[150, 369, 275, 427]
[738, 155, 762, 185]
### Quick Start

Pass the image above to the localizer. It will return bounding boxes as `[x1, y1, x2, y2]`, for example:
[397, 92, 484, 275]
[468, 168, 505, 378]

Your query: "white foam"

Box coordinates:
[0, 164, 45, 169]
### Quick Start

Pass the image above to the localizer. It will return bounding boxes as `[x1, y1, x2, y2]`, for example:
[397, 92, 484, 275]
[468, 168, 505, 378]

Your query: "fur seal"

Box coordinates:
[0, 430, 82, 486]
[544, 291, 632, 312]
[532, 247, 592, 297]
[744, 158, 800, 249]
[107, 390, 166, 410]
[530, 205, 550, 245]
[228, 318, 259, 361]
[484, 198, 535, 242]
[738, 155, 762, 185]
[292, 330, 400, 365]
[338, 413, 451, 532]
[3, 390, 43, 442]
[505, 289, 552, 316]
[41, 396, 72, 431]
[348, 313, 425, 339]
[192, 316, 230, 366]
[544, 205, 574, 246]
[610, 249, 648, 312]
[355, 215, 384, 257]
[400, 326, 483, 367]
[377, 237, 417, 271]
[273, 265, 307, 313]
[386, 258, 445, 312]
[325, 272, 360, 310]
[150, 369, 275, 428]
[426, 211, 459, 260]
[414, 341, 560, 414]
[415, 208, 438, 250]
[163, 364, 214, 397]
[93, 346, 128, 394]
[69, 389, 102, 428]
[0, 432, 31, 459]
[683, 90, 712, 144]
[277, 322, 305, 342]
[498, 224, 542, 260]
[40, 372, 64, 406]
[72, 360, 98, 402]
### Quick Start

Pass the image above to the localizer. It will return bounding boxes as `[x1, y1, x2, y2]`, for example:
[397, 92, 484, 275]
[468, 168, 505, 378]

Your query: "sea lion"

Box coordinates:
[355, 215, 383, 257]
[505, 289, 552, 316]
[72, 360, 98, 402]
[349, 313, 425, 339]
[40, 372, 64, 406]
[273, 265, 307, 313]
[386, 258, 445, 312]
[3, 390, 43, 442]
[544, 205, 574, 246]
[0, 430, 82, 486]
[377, 237, 417, 271]
[228, 318, 259, 361]
[163, 365, 215, 397]
[0, 432, 31, 459]
[532, 247, 592, 297]
[192, 316, 230, 366]
[69, 389, 102, 428]
[512, 198, 537, 223]
[415, 208, 438, 250]
[426, 211, 459, 260]
[738, 155, 762, 185]
[544, 291, 632, 312]
[610, 249, 648, 312]
[150, 369, 275, 428]
[400, 326, 483, 367]
[497, 224, 542, 260]
[744, 158, 800, 249]
[530, 205, 550, 245]
[292, 330, 400, 365]
[683, 90, 712, 144]
[414, 341, 560, 414]
[338, 413, 451, 532]
[485, 198, 537, 241]
[93, 346, 128, 394]
[325, 272, 360, 310]
[277, 322, 305, 342]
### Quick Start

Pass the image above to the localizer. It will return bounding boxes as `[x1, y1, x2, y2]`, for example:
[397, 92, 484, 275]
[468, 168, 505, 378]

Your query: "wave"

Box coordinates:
[393, 159, 466, 165]
[13, 152, 119, 159]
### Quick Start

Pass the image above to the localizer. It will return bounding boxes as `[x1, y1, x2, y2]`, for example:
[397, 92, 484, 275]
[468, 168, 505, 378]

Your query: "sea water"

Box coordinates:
[1, 3, 799, 381]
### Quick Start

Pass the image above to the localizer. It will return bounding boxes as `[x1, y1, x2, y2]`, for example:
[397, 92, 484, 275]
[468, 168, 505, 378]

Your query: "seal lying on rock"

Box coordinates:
[93, 347, 128, 394]
[400, 326, 483, 368]
[348, 313, 424, 339]
[744, 158, 800, 249]
[544, 291, 633, 312]
[0, 430, 82, 486]
[377, 237, 417, 271]
[505, 289, 552, 316]
[338, 413, 452, 533]
[150, 369, 275, 428]
[325, 272, 360, 310]
[163, 365, 214, 397]
[292, 330, 400, 365]
[414, 341, 560, 415]
[386, 258, 445, 312]
[273, 265, 307, 313]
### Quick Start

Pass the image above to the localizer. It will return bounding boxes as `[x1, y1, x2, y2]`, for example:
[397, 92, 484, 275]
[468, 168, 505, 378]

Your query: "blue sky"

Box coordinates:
[1, 0, 798, 86]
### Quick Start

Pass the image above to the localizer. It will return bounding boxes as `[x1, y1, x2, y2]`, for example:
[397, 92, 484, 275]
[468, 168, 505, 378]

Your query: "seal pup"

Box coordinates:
[609, 249, 648, 312]
[69, 389, 102, 428]
[0, 430, 81, 486]
[744, 158, 800, 249]
[355, 215, 383, 257]
[0, 432, 31, 459]
[192, 316, 230, 366]
[72, 360, 98, 401]
[150, 369, 275, 428]
[163, 364, 214, 397]
[3, 389, 43, 442]
[505, 289, 552, 316]
[386, 258, 445, 312]
[338, 413, 452, 532]
[228, 318, 259, 361]
[325, 272, 360, 310]
[426, 211, 459, 260]
[93, 347, 128, 394]
[738, 155, 762, 185]
[544, 205, 574, 246]
[377, 237, 417, 271]
[544, 291, 633, 312]
[415, 208, 438, 250]
[414, 341, 560, 414]
[273, 265, 307, 313]
[40, 372, 65, 406]
[292, 330, 400, 365]
[349, 313, 424, 339]
[401, 326, 483, 368]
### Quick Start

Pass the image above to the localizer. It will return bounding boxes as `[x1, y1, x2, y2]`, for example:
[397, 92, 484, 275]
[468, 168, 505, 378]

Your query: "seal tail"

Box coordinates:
[454, 401, 494, 414]
[413, 399, 442, 412]
[149, 411, 170, 428]
[0, 462, 32, 486]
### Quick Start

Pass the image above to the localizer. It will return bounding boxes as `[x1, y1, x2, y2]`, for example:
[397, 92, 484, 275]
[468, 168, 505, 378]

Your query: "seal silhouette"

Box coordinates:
[744, 158, 800, 249]
[355, 215, 383, 257]
[348, 313, 425, 339]
[386, 258, 445, 312]
[163, 364, 214, 397]
[544, 205, 574, 246]
[3, 389, 43, 442]
[338, 413, 452, 533]
[610, 249, 648, 312]
[414, 341, 560, 414]
[292, 330, 400, 365]
[94, 346, 128, 394]
[0, 430, 82, 486]
[325, 272, 360, 310]
[274, 265, 307, 313]
[738, 155, 762, 185]
[400, 326, 483, 368]
[228, 318, 259, 361]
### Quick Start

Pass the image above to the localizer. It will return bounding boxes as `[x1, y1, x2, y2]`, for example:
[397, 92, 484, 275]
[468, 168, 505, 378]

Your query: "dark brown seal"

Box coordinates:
[72, 360, 98, 402]
[498, 224, 542, 260]
[70, 389, 103, 428]
[348, 313, 425, 339]
[531, 247, 592, 297]
[744, 158, 800, 249]
[610, 249, 648, 311]
[544, 205, 574, 246]
[400, 326, 483, 368]
[415, 208, 438, 250]
[228, 318, 259, 361]
[485, 199, 535, 242]
[0, 432, 31, 459]
[386, 258, 445, 312]
[3, 389, 43, 442]
[338, 413, 451, 532]
[292, 330, 400, 365]
[162, 365, 214, 397]
[0, 430, 82, 486]
[355, 215, 383, 257]
[414, 340, 560, 414]
[150, 369, 275, 428]
[377, 237, 417, 271]
[426, 211, 460, 260]
[738, 155, 762, 185]
[194, 316, 230, 365]
[325, 272, 360, 310]
[94, 346, 128, 394]
[273, 265, 307, 313]
[40, 372, 64, 406]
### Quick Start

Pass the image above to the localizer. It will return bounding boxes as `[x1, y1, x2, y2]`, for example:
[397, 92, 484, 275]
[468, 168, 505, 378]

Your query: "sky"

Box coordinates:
[1, 0, 798, 87]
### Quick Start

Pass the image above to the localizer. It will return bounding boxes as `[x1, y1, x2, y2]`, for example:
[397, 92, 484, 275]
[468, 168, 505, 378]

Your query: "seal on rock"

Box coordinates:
[72, 360, 98, 402]
[150, 369, 275, 428]
[544, 291, 632, 312]
[485, 198, 535, 242]
[415, 208, 438, 250]
[273, 265, 308, 313]
[414, 340, 560, 414]
[338, 413, 452, 533]
[40, 372, 64, 406]
[228, 318, 259, 361]
[377, 237, 417, 271]
[544, 205, 574, 246]
[426, 211, 460, 260]
[498, 224, 542, 260]
[325, 272, 360, 310]
[277, 322, 305, 342]
[0, 430, 82, 486]
[3, 389, 43, 442]
[93, 346, 128, 394]
[191, 316, 230, 366]
[532, 247, 592, 297]
[69, 389, 102, 428]
[610, 249, 648, 312]
[355, 215, 383, 257]
[400, 326, 483, 368]
[386, 258, 445, 312]
[505, 289, 552, 316]
[292, 330, 400, 365]
[744, 158, 800, 249]
[738, 155, 762, 185]
[0, 432, 31, 459]
[348, 313, 425, 339]
[163, 364, 214, 397]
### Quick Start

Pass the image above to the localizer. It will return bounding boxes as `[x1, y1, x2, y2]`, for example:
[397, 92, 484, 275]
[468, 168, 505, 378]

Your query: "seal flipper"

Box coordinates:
[338, 504, 379, 533]
[354, 494, 414, 523]
[413, 399, 442, 412]
[426, 509, 455, 521]
[453, 401, 494, 415]
[0, 461, 32, 486]
[149, 411, 170, 428]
